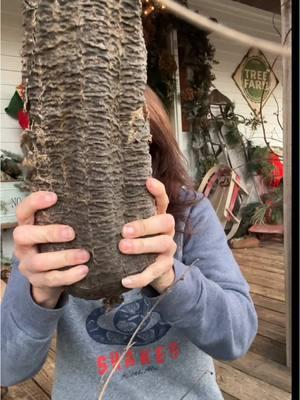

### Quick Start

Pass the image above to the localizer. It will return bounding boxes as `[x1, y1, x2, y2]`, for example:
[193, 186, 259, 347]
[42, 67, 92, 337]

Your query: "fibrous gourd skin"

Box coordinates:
[21, 0, 156, 301]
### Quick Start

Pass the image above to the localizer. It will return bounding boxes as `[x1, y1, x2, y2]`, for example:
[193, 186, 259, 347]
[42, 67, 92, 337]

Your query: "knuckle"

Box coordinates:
[63, 251, 72, 266]
[163, 235, 173, 249]
[30, 254, 40, 270]
[46, 225, 59, 243]
[65, 250, 81, 266]
[16, 193, 35, 222]
[138, 238, 145, 252]
[45, 226, 54, 242]
[165, 213, 175, 229]
[138, 219, 147, 236]
[147, 270, 156, 283]
[15, 202, 24, 222]
[46, 271, 59, 287]
[13, 226, 22, 243]
[141, 273, 152, 286]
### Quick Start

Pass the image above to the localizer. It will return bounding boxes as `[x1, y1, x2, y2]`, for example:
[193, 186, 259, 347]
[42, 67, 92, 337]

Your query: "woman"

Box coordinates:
[1, 87, 257, 399]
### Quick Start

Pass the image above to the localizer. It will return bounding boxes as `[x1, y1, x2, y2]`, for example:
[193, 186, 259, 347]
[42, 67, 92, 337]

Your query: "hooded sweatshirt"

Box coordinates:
[1, 192, 258, 400]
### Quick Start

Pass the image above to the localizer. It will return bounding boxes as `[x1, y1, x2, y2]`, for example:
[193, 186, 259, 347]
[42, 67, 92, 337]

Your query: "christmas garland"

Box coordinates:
[142, 7, 216, 108]
[142, 2, 217, 185]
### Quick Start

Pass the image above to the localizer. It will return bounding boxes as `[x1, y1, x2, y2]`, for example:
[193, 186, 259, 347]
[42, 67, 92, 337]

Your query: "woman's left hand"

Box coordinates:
[119, 177, 176, 294]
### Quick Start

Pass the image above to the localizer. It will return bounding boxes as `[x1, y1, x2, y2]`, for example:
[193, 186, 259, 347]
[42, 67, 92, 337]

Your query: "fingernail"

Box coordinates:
[121, 240, 132, 250]
[122, 277, 133, 287]
[77, 250, 90, 262]
[123, 225, 135, 235]
[78, 265, 89, 275]
[62, 227, 74, 239]
[150, 178, 159, 187]
[45, 193, 56, 202]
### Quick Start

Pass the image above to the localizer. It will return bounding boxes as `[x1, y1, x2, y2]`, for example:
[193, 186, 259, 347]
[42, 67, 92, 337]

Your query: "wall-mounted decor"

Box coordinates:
[1, 182, 27, 226]
[232, 48, 279, 115]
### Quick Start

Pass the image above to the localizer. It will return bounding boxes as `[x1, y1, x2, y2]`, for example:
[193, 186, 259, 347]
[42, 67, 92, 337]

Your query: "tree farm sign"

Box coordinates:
[232, 48, 279, 115]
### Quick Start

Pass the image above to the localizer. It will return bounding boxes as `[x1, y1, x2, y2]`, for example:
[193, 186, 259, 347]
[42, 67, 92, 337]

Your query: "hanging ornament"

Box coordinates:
[18, 109, 30, 130]
[4, 84, 30, 130]
[5, 88, 23, 119]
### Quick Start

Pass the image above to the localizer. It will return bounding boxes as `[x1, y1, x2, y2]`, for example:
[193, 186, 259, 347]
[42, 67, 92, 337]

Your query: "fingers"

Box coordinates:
[19, 249, 90, 274]
[120, 177, 176, 292]
[122, 254, 174, 289]
[29, 265, 89, 289]
[16, 191, 57, 225]
[122, 213, 175, 239]
[119, 234, 176, 255]
[146, 177, 169, 214]
[13, 224, 75, 246]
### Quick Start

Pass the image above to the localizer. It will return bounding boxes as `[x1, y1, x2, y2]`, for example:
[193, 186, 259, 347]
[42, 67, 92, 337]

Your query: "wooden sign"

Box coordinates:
[232, 48, 279, 115]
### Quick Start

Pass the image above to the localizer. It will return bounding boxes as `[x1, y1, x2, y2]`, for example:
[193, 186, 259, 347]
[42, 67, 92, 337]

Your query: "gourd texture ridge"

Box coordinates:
[21, 0, 156, 300]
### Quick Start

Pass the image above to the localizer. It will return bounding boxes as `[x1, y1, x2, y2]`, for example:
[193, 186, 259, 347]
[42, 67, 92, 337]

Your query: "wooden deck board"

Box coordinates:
[32, 349, 55, 398]
[2, 242, 290, 400]
[248, 283, 285, 301]
[222, 391, 239, 400]
[234, 252, 284, 266]
[255, 305, 285, 327]
[2, 380, 50, 400]
[225, 351, 291, 393]
[257, 320, 286, 343]
[251, 293, 286, 314]
[236, 261, 284, 275]
[215, 362, 291, 400]
[240, 267, 285, 291]
[250, 335, 286, 364]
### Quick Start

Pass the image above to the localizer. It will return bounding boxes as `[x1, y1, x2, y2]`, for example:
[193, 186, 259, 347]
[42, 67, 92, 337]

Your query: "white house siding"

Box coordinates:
[1, 0, 23, 155]
[181, 0, 283, 176]
[1, 0, 23, 258]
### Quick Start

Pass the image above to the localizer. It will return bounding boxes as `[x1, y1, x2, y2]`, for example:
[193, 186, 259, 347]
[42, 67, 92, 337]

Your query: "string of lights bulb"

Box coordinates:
[142, 0, 166, 16]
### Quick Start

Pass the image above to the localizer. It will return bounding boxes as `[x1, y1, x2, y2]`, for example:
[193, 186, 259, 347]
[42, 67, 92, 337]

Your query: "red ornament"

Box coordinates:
[18, 109, 30, 130]
[268, 153, 284, 187]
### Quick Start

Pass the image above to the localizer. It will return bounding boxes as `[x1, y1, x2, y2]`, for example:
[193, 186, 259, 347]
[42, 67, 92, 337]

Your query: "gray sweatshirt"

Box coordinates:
[1, 193, 258, 399]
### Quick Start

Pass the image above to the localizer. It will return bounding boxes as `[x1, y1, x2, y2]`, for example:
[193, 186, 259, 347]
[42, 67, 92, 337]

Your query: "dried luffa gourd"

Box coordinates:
[21, 0, 156, 301]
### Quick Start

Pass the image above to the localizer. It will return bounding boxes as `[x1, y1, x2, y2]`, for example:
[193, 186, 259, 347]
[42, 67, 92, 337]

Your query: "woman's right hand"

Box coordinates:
[13, 191, 90, 309]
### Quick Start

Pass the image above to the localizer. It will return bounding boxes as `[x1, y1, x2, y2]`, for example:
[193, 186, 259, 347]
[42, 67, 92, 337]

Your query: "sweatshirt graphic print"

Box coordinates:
[88, 296, 181, 376]
[1, 193, 258, 400]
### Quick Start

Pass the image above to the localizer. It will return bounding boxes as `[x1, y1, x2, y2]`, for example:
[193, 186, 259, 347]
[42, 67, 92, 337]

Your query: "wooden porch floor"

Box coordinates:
[216, 241, 291, 400]
[3, 241, 291, 400]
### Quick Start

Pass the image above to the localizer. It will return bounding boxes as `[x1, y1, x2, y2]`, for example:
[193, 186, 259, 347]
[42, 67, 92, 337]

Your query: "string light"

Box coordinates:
[142, 0, 166, 16]
[144, 5, 155, 15]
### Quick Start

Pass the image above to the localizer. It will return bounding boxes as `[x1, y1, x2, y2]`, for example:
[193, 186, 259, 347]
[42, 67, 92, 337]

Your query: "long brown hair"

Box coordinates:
[144, 86, 198, 222]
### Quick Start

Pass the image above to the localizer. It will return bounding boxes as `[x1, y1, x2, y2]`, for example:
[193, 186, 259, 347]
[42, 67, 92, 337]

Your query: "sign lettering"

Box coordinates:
[232, 48, 279, 114]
